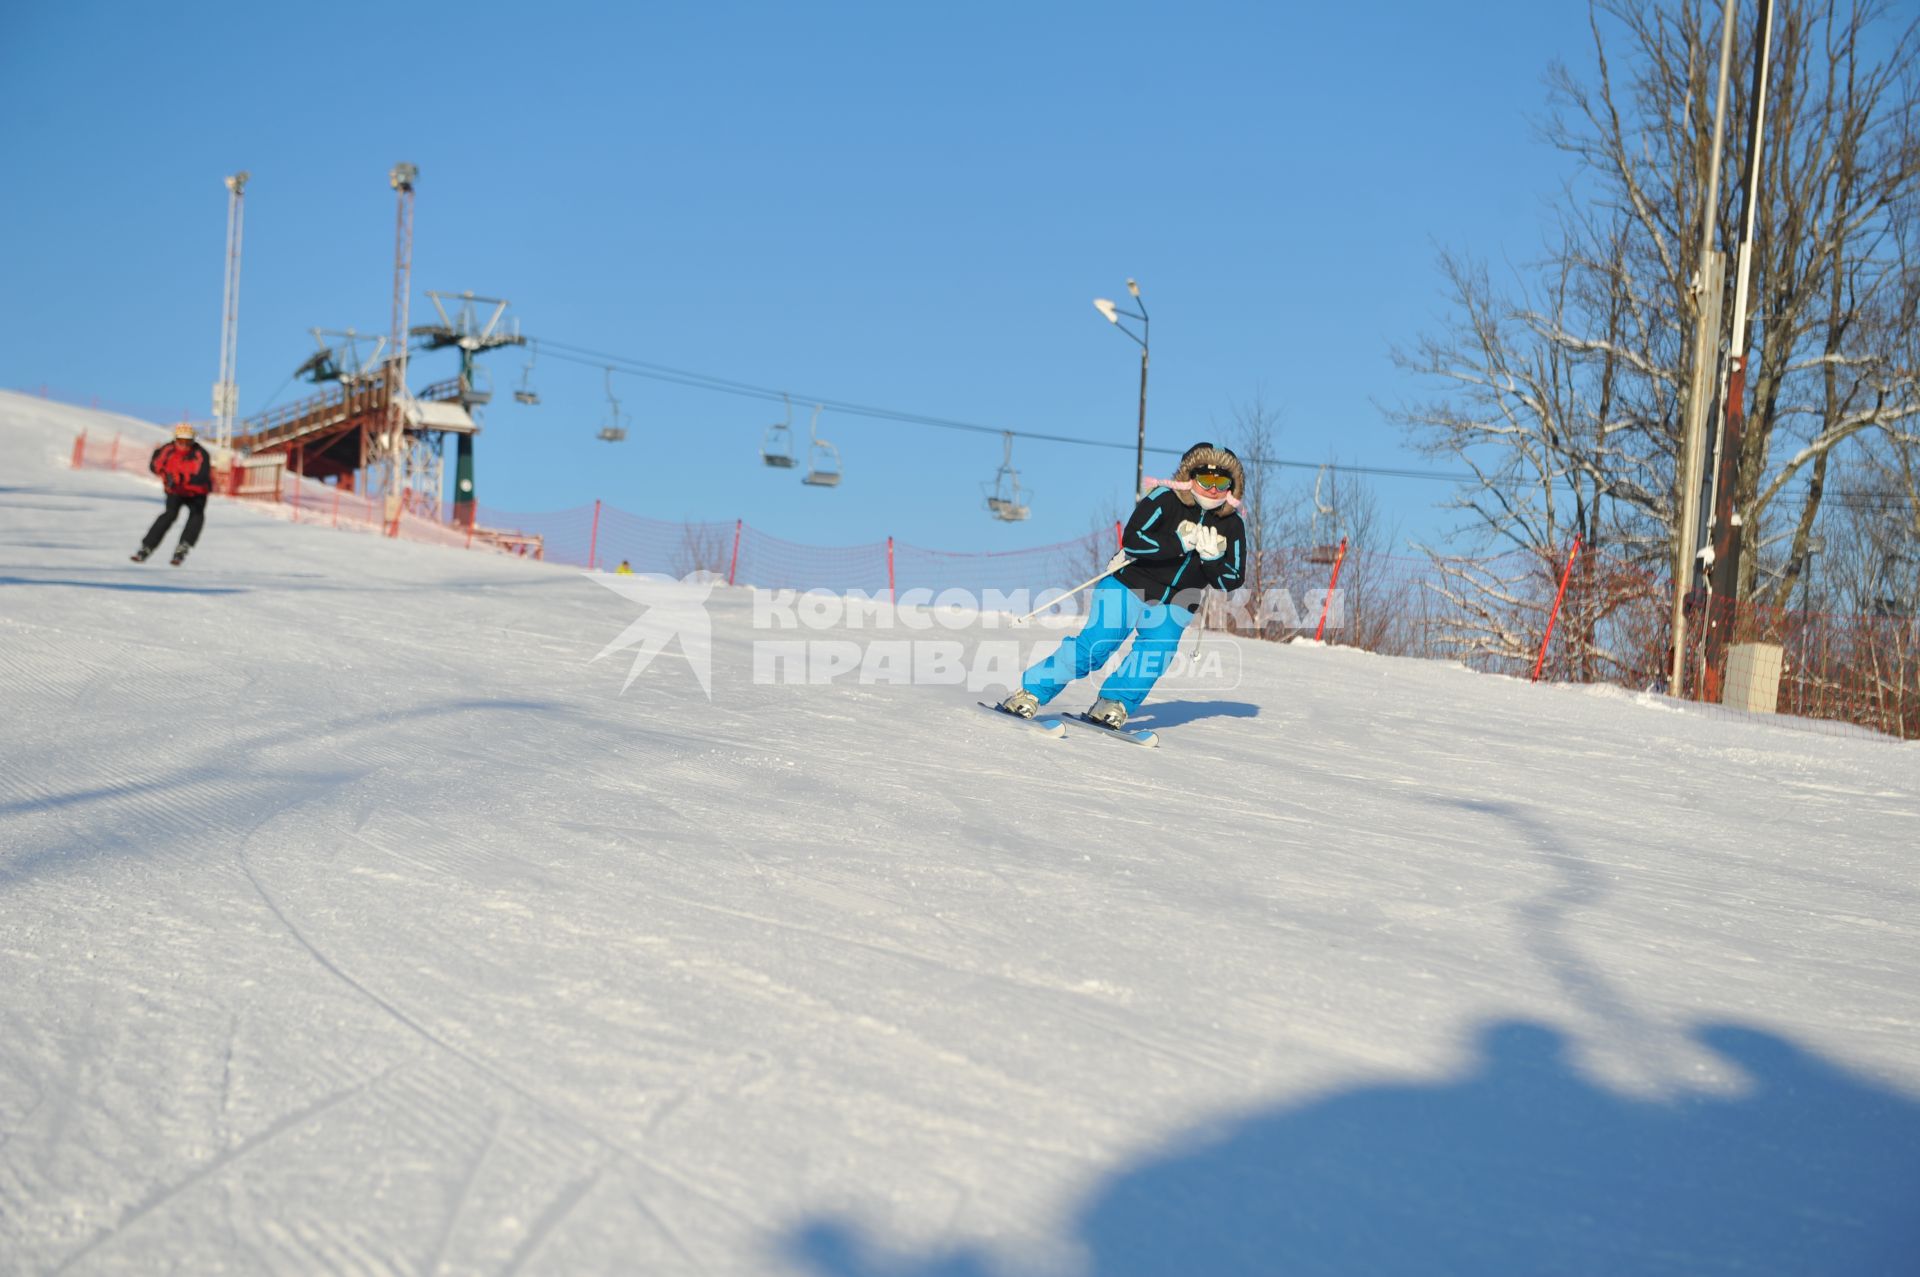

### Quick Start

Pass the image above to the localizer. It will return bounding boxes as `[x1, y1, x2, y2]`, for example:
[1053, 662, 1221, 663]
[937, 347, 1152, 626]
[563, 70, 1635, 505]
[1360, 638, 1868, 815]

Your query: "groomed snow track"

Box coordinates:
[2, 390, 1917, 1275]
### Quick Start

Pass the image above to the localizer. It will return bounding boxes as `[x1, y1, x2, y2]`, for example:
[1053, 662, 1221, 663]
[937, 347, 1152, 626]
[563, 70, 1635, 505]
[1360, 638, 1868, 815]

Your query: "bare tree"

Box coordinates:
[1228, 394, 1288, 636]
[670, 521, 733, 580]
[1395, 0, 1920, 627]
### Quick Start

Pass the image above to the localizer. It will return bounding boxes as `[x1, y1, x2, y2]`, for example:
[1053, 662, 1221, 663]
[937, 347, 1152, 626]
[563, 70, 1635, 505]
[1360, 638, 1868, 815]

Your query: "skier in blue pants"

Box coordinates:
[1002, 441, 1248, 729]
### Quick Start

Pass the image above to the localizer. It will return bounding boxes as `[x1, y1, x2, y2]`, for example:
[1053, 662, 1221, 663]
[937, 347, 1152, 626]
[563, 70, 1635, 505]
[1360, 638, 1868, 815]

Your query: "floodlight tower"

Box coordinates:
[382, 162, 418, 534]
[212, 171, 249, 455]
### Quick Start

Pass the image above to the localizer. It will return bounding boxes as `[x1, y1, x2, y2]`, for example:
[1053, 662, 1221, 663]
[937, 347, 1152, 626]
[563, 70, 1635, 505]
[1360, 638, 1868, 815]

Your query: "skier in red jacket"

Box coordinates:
[133, 424, 214, 566]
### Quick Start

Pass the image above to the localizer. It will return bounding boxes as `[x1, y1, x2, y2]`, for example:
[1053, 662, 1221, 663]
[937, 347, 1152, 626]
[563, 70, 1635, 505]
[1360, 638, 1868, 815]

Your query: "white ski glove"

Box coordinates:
[1106, 551, 1132, 575]
[1177, 521, 1229, 561]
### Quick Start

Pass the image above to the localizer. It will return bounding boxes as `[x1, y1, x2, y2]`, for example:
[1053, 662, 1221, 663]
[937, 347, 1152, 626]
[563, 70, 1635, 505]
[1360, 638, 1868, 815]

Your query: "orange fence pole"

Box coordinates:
[70, 432, 86, 469]
[887, 536, 896, 603]
[1533, 536, 1583, 682]
[1314, 537, 1348, 642]
[587, 499, 602, 570]
[728, 519, 742, 586]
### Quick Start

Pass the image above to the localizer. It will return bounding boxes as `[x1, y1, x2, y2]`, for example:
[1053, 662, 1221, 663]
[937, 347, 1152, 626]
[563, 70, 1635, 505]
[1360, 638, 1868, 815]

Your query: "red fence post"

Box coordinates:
[728, 519, 743, 586]
[587, 499, 602, 570]
[1114, 519, 1123, 550]
[1533, 536, 1583, 683]
[107, 435, 120, 469]
[70, 431, 86, 469]
[1314, 537, 1348, 643]
[887, 536, 896, 604]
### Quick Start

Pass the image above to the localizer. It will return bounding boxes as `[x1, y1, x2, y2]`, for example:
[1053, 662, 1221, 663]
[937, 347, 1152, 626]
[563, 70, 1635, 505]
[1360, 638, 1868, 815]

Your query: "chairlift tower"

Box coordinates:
[412, 290, 525, 527]
[212, 171, 249, 455]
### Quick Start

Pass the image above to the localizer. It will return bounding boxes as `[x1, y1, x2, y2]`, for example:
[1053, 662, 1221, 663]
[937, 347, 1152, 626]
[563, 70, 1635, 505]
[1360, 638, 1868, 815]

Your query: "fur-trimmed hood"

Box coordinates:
[1170, 443, 1245, 508]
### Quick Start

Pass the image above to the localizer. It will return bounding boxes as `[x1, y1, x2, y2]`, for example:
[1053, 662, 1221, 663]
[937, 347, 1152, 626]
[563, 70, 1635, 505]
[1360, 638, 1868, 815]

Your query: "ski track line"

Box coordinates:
[49, 1057, 412, 1275]
[642, 894, 1158, 1130]
[496, 1163, 608, 1277]
[421, 1102, 506, 1277]
[236, 837, 761, 1234]
[627, 1183, 713, 1276]
[661, 883, 1232, 1086]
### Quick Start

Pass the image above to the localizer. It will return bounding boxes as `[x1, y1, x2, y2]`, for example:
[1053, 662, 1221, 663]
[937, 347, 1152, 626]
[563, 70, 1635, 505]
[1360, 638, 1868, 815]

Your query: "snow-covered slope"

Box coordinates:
[2, 389, 1916, 1275]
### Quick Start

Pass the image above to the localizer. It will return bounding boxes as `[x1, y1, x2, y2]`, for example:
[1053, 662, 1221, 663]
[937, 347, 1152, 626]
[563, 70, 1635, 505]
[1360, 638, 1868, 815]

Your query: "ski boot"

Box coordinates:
[169, 543, 192, 567]
[999, 689, 1041, 719]
[1085, 697, 1129, 730]
[130, 546, 154, 563]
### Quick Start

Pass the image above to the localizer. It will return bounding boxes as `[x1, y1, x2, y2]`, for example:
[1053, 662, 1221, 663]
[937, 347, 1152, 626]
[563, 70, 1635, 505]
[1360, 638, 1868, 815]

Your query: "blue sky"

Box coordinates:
[2, 1, 1603, 551]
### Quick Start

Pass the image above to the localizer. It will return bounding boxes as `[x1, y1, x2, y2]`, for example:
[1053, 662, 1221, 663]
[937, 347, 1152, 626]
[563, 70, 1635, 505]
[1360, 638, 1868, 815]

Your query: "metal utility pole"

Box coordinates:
[1702, 0, 1777, 699]
[1669, 1, 1739, 695]
[384, 162, 417, 534]
[213, 171, 249, 456]
[1093, 279, 1150, 496]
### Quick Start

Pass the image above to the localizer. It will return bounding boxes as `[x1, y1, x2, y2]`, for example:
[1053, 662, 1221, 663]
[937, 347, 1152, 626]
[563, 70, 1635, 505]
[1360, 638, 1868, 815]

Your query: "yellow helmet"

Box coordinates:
[173, 423, 196, 440]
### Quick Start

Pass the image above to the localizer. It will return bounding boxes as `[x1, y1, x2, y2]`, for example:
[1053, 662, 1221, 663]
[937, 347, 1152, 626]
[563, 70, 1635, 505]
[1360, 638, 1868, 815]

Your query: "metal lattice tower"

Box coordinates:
[381, 162, 418, 532]
[213, 172, 249, 453]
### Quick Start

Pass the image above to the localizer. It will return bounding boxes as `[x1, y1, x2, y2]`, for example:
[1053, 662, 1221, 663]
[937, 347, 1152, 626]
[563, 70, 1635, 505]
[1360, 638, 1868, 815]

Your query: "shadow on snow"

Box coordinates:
[782, 1017, 1920, 1277]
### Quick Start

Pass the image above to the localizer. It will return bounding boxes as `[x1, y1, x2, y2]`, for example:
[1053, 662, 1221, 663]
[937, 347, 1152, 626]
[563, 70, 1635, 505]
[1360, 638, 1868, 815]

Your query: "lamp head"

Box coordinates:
[1126, 278, 1140, 298]
[1093, 298, 1120, 324]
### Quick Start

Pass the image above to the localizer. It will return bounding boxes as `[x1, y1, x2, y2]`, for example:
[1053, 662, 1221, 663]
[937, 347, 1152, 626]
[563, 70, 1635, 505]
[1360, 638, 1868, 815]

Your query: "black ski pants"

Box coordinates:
[143, 494, 207, 551]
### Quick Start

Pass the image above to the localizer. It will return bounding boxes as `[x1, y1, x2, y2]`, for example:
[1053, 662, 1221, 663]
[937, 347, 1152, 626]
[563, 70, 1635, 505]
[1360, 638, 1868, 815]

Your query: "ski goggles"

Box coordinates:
[1192, 471, 1234, 492]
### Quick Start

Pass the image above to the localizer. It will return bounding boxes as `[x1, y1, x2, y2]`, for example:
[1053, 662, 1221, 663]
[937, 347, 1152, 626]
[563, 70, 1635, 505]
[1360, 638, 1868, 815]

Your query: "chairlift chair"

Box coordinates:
[801, 404, 841, 487]
[513, 344, 541, 405]
[1305, 465, 1339, 560]
[597, 367, 629, 443]
[984, 432, 1030, 521]
[761, 393, 796, 468]
[462, 364, 493, 406]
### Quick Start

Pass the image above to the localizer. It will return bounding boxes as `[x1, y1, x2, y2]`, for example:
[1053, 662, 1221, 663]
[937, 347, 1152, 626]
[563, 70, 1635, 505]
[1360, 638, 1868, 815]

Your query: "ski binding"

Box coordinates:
[977, 701, 1066, 738]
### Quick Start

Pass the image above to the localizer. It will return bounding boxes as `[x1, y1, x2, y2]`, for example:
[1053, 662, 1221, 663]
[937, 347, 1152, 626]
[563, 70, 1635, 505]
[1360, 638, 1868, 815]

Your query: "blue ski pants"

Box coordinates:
[1021, 575, 1193, 712]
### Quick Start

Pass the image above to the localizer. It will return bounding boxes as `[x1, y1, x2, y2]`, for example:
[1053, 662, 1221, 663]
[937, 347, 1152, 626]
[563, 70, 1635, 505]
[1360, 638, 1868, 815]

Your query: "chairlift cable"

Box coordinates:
[527, 337, 1919, 512]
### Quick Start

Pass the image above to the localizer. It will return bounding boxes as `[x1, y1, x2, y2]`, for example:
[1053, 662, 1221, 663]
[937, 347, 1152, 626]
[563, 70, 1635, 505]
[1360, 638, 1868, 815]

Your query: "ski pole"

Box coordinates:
[1009, 560, 1130, 626]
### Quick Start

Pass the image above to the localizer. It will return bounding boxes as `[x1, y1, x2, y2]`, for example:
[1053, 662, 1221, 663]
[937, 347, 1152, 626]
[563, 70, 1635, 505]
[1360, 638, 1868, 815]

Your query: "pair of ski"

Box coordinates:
[977, 701, 1159, 748]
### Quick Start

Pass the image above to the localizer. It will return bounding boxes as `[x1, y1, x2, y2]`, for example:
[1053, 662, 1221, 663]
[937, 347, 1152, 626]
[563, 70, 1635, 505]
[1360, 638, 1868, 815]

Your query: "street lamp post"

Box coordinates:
[1094, 279, 1149, 497]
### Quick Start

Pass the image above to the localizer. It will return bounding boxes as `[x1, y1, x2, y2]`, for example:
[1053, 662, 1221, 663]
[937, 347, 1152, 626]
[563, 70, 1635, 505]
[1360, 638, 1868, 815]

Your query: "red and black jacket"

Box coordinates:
[149, 440, 213, 497]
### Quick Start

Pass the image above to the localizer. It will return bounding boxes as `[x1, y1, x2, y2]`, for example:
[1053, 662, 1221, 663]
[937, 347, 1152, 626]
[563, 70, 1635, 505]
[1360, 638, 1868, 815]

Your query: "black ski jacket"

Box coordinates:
[1113, 485, 1247, 611]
